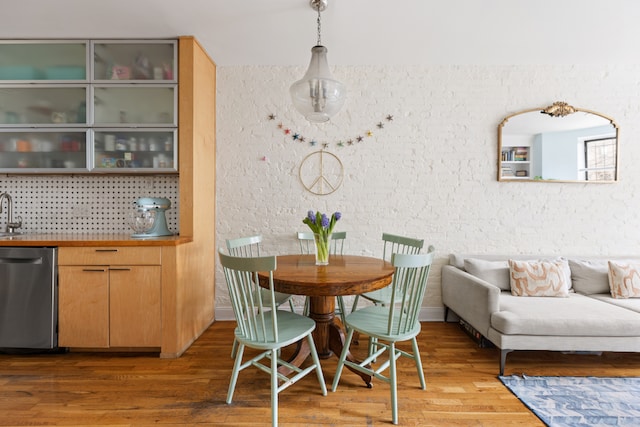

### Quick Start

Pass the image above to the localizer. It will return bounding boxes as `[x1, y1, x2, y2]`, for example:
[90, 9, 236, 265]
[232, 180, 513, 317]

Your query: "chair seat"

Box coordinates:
[345, 305, 421, 342]
[235, 310, 317, 350]
[361, 286, 399, 305]
[260, 289, 293, 306]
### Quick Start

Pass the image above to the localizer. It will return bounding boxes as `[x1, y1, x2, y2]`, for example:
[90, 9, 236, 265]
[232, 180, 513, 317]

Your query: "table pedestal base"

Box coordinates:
[278, 296, 372, 386]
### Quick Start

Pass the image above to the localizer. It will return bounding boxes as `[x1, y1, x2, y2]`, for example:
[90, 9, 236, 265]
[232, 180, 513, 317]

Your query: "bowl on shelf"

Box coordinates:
[128, 209, 156, 238]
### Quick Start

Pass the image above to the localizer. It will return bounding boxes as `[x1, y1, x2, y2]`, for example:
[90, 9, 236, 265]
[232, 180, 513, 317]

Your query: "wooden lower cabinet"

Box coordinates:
[58, 247, 162, 349]
[109, 266, 161, 347]
[58, 266, 110, 348]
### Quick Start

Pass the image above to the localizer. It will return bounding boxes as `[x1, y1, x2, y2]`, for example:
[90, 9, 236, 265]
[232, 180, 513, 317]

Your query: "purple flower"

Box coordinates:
[307, 210, 316, 222]
[303, 209, 343, 235]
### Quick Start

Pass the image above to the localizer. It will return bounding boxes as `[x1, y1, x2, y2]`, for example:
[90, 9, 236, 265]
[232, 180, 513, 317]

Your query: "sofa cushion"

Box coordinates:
[588, 293, 640, 314]
[608, 261, 640, 299]
[463, 258, 510, 291]
[492, 293, 640, 336]
[508, 259, 570, 297]
[569, 259, 609, 295]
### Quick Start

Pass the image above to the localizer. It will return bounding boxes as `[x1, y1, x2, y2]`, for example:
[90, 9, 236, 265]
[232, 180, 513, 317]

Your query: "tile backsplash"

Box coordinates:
[0, 175, 179, 233]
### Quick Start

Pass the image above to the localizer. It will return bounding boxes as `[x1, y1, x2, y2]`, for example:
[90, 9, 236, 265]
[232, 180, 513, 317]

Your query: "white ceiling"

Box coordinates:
[3, 0, 640, 67]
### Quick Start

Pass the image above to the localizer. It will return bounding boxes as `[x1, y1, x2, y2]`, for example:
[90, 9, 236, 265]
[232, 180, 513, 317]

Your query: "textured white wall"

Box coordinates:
[215, 64, 640, 320]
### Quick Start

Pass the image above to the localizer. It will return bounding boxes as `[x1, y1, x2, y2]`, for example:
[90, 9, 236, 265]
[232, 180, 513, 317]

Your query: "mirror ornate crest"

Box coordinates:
[498, 101, 619, 183]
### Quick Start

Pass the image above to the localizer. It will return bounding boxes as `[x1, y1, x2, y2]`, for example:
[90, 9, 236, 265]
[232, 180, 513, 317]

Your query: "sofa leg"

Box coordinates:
[500, 349, 512, 376]
[444, 306, 449, 322]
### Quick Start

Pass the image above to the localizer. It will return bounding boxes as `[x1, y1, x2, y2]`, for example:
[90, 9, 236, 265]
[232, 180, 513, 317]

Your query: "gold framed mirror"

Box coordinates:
[498, 102, 619, 183]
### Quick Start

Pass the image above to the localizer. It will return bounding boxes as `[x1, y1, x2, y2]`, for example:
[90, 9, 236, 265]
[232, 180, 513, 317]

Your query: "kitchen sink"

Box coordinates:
[0, 232, 25, 238]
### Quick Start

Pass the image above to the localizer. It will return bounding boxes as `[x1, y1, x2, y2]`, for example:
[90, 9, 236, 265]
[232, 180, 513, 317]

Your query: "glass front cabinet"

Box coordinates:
[0, 39, 177, 174]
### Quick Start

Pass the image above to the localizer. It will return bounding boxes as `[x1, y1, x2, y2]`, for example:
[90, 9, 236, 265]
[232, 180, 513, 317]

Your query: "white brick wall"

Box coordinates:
[216, 64, 640, 320]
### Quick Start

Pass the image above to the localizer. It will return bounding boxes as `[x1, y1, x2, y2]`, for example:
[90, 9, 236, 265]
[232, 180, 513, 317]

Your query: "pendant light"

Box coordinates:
[290, 0, 346, 123]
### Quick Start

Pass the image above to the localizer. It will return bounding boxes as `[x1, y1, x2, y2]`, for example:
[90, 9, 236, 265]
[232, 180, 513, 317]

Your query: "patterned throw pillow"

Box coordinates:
[607, 261, 640, 299]
[508, 259, 570, 297]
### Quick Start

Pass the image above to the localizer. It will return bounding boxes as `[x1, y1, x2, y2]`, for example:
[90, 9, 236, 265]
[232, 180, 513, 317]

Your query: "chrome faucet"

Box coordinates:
[0, 193, 23, 233]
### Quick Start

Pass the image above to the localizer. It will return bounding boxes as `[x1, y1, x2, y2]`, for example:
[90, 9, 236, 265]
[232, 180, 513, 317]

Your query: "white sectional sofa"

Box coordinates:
[441, 254, 640, 375]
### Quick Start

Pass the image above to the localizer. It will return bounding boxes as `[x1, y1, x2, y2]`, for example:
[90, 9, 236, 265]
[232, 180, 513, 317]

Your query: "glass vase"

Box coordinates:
[313, 232, 332, 265]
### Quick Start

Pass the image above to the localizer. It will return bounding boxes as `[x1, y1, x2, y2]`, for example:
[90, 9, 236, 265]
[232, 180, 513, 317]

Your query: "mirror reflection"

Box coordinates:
[498, 102, 618, 182]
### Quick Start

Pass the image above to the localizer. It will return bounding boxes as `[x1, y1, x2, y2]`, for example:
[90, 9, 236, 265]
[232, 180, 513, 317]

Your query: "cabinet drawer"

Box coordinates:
[58, 246, 161, 265]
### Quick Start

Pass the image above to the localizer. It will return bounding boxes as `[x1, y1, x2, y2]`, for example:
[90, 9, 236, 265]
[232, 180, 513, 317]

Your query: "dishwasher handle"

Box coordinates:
[0, 257, 43, 264]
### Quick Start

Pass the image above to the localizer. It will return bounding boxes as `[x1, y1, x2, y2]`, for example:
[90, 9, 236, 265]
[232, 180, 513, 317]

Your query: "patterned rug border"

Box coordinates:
[499, 375, 640, 427]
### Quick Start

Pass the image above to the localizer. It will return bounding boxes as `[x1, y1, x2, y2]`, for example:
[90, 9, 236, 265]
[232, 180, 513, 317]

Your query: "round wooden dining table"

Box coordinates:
[258, 254, 394, 385]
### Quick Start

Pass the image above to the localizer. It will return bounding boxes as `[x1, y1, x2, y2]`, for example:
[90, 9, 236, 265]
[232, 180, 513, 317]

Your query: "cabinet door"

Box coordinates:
[58, 266, 109, 348]
[93, 129, 176, 171]
[93, 85, 176, 126]
[0, 41, 87, 82]
[0, 86, 87, 125]
[93, 41, 176, 82]
[109, 266, 162, 347]
[0, 129, 89, 171]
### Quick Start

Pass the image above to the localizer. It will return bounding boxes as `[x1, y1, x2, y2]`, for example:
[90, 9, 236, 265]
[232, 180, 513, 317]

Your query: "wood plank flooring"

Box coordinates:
[2, 321, 640, 426]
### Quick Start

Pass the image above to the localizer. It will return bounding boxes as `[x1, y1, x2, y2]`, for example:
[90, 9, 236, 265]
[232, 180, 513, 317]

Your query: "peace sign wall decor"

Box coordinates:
[299, 150, 343, 195]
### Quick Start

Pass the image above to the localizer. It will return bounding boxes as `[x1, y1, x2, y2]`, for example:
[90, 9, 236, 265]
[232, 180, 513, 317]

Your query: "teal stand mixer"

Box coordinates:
[132, 197, 173, 237]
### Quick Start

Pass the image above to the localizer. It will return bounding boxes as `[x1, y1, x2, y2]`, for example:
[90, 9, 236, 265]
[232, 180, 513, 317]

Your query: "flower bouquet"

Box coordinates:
[303, 210, 341, 265]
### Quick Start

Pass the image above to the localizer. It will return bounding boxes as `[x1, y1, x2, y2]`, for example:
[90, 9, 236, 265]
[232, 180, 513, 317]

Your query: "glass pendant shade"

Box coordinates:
[290, 45, 346, 123]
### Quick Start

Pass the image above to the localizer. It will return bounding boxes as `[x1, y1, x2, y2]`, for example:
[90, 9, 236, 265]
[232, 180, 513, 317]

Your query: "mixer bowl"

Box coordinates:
[129, 209, 156, 237]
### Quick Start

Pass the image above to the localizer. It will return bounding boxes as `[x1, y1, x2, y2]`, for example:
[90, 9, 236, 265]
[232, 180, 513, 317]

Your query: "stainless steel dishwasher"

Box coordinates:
[0, 247, 58, 350]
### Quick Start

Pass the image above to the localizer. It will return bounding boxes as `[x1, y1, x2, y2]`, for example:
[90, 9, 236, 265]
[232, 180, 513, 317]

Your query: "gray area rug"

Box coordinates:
[499, 375, 640, 426]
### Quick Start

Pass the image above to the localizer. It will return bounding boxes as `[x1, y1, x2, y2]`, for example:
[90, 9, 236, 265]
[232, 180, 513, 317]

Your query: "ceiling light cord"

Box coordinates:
[316, 4, 322, 46]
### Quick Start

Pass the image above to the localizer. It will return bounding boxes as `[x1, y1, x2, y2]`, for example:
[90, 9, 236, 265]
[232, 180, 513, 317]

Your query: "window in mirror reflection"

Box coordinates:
[584, 138, 616, 181]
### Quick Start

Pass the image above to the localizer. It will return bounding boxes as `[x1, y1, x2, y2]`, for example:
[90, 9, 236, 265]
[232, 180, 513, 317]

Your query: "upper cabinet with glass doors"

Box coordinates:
[91, 40, 177, 172]
[0, 39, 177, 174]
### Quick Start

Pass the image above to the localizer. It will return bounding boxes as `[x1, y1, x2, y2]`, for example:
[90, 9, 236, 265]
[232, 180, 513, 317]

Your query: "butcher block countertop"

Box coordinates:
[0, 233, 193, 247]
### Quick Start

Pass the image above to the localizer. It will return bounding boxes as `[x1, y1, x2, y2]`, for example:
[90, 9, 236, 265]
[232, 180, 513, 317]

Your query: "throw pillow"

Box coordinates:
[607, 261, 640, 299]
[508, 259, 570, 297]
[463, 258, 510, 291]
[568, 259, 609, 295]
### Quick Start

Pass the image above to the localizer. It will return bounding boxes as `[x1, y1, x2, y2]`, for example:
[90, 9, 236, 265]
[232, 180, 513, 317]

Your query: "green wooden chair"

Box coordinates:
[297, 231, 348, 323]
[331, 247, 435, 425]
[220, 251, 327, 427]
[350, 232, 424, 313]
[226, 235, 295, 358]
[227, 235, 296, 312]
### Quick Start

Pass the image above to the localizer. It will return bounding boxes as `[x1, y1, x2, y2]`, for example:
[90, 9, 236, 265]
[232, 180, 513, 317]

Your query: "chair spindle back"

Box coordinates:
[226, 235, 262, 257]
[381, 232, 424, 261]
[386, 246, 435, 335]
[219, 251, 279, 344]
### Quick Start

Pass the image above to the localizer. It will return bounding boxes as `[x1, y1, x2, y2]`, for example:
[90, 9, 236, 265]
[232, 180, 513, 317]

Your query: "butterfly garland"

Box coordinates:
[268, 113, 394, 149]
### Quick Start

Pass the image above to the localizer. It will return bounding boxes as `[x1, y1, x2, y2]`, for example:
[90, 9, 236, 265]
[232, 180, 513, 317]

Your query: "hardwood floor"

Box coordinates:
[2, 321, 640, 426]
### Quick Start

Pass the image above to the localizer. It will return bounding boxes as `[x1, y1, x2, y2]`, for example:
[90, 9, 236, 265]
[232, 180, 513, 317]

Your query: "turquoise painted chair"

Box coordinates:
[331, 247, 435, 425]
[226, 235, 295, 358]
[297, 231, 348, 323]
[220, 251, 327, 427]
[350, 233, 425, 313]
[226, 235, 296, 312]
